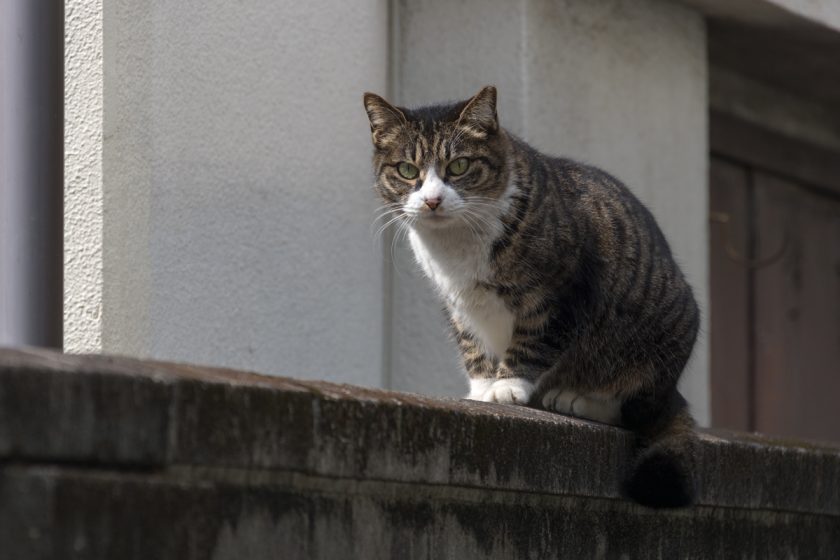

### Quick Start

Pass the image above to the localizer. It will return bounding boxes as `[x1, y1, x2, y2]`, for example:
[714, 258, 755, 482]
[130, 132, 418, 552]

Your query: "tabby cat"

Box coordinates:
[363, 86, 699, 508]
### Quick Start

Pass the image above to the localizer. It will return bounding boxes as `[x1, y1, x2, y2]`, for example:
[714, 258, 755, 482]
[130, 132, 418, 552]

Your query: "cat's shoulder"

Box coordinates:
[510, 135, 624, 190]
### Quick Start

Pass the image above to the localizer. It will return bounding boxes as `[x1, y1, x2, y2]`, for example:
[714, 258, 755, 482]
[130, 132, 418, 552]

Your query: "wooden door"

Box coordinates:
[710, 113, 840, 443]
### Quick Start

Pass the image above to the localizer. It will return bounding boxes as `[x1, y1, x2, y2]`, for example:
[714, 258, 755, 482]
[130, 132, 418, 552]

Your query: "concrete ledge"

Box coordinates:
[1, 347, 839, 558]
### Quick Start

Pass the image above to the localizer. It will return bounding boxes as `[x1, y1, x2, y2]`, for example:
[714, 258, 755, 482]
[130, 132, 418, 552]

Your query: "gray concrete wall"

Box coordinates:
[96, 0, 389, 386]
[392, 0, 710, 424]
[3, 348, 839, 559]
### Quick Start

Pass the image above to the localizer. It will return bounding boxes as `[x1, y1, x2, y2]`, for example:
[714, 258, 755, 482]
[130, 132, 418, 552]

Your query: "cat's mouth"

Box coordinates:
[404, 203, 471, 229]
[414, 209, 459, 227]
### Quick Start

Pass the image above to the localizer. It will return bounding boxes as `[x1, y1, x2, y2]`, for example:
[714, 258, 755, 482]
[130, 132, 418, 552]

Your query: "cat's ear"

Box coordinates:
[457, 86, 498, 137]
[363, 92, 407, 148]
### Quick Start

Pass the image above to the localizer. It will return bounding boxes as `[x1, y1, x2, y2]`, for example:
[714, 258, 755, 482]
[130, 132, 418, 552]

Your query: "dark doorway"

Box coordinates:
[709, 111, 840, 444]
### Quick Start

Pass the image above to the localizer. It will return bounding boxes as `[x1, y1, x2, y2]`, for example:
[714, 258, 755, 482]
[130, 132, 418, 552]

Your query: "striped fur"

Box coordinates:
[364, 86, 700, 508]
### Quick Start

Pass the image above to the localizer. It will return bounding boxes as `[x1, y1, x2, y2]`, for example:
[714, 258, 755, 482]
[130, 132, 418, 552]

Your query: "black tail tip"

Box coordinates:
[624, 447, 696, 508]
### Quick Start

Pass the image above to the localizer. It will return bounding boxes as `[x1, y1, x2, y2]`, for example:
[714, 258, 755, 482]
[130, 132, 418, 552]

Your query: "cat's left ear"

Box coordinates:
[457, 86, 498, 137]
[363, 92, 407, 149]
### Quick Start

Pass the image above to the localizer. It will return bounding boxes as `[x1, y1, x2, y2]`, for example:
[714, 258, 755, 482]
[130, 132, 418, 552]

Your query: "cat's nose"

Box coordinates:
[425, 197, 441, 210]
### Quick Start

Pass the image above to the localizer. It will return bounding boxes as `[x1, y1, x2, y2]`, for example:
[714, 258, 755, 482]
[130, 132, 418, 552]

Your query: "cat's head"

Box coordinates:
[363, 86, 511, 230]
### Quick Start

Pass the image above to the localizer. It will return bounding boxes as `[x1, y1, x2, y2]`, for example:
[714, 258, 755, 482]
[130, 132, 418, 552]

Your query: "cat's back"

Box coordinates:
[512, 140, 697, 333]
[510, 144, 700, 377]
[530, 149, 681, 272]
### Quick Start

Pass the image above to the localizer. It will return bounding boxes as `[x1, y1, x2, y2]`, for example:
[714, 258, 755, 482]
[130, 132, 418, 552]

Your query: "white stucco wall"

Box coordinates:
[392, 0, 711, 425]
[64, 0, 103, 353]
[97, 0, 390, 385]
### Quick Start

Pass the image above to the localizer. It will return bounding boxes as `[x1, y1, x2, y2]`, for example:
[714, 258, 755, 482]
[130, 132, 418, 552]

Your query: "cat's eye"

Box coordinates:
[397, 162, 419, 180]
[448, 157, 470, 176]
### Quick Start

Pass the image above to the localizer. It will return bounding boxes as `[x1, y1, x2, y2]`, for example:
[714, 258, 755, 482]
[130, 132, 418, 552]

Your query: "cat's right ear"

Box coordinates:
[363, 92, 407, 149]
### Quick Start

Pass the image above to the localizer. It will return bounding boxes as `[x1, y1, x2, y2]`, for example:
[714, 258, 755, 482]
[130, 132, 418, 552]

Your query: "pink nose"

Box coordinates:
[425, 197, 441, 210]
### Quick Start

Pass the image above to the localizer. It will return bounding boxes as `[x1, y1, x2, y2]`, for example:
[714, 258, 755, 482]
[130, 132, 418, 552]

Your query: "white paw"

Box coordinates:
[542, 389, 622, 425]
[466, 378, 494, 401]
[479, 378, 535, 405]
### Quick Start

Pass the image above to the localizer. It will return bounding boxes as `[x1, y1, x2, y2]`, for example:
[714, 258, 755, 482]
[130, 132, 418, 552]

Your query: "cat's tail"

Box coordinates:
[621, 389, 698, 508]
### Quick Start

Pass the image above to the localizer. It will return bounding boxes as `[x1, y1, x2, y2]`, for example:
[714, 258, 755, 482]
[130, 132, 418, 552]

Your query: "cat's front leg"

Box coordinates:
[455, 319, 543, 405]
[453, 327, 499, 400]
[467, 367, 536, 405]
[479, 370, 537, 405]
[473, 329, 552, 405]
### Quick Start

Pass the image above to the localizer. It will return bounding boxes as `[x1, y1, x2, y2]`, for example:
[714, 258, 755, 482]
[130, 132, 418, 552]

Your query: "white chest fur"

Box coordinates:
[408, 227, 514, 360]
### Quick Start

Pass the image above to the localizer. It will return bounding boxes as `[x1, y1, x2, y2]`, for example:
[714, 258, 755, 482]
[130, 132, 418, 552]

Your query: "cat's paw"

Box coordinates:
[542, 388, 579, 414]
[480, 378, 535, 405]
[542, 389, 622, 425]
[467, 378, 495, 401]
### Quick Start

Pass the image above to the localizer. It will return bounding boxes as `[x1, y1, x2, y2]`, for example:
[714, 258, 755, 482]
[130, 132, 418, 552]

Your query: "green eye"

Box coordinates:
[397, 162, 419, 180]
[448, 157, 470, 176]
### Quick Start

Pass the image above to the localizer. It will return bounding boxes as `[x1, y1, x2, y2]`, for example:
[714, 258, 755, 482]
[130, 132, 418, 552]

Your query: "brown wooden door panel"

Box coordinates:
[711, 114, 840, 444]
[753, 172, 840, 443]
[709, 158, 752, 431]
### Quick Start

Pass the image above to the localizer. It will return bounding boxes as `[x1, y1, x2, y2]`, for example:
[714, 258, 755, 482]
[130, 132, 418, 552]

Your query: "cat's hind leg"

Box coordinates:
[542, 388, 622, 425]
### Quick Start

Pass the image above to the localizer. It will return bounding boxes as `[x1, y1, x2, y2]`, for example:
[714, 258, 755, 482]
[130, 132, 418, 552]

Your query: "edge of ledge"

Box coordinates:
[1, 347, 839, 517]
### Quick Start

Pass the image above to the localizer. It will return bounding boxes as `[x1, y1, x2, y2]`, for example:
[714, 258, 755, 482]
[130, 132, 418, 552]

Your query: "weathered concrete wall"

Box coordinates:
[1, 348, 838, 559]
[391, 0, 710, 424]
[98, 0, 389, 385]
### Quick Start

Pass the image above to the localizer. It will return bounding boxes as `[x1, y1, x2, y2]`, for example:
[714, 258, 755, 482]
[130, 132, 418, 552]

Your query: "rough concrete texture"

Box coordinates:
[3, 466, 838, 560]
[64, 0, 103, 353]
[392, 0, 711, 424]
[1, 348, 838, 559]
[99, 0, 389, 385]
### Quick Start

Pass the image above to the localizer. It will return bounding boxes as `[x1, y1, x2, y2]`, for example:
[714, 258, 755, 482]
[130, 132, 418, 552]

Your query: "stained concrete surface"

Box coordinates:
[1, 348, 838, 558]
